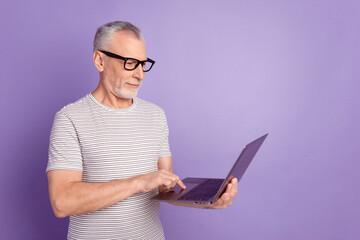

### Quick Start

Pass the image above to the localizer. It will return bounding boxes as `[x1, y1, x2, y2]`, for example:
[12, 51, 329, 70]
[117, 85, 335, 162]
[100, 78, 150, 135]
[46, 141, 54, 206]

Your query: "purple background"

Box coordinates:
[1, 0, 359, 239]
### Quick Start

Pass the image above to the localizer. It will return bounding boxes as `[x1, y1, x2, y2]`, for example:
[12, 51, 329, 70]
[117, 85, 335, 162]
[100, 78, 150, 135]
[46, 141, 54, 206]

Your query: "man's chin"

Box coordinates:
[115, 90, 138, 100]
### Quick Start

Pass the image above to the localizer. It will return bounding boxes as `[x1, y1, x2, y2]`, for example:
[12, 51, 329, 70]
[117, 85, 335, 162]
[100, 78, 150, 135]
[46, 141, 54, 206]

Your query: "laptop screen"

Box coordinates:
[211, 133, 268, 202]
[226, 133, 268, 181]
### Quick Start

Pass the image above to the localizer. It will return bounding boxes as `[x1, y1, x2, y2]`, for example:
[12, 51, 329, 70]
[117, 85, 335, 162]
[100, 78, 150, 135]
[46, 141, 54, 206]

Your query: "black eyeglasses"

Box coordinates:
[98, 50, 155, 72]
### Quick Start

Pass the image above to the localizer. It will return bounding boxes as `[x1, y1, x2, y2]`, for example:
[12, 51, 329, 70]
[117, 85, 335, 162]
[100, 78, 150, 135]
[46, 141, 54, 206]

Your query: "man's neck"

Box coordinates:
[91, 86, 133, 109]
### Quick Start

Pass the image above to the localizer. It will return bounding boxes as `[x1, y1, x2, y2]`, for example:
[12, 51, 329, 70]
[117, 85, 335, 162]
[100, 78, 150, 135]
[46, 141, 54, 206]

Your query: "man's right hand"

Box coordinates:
[135, 169, 186, 193]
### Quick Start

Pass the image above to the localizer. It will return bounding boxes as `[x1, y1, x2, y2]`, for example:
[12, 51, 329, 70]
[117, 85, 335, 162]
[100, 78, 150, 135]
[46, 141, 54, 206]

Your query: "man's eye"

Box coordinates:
[126, 60, 137, 66]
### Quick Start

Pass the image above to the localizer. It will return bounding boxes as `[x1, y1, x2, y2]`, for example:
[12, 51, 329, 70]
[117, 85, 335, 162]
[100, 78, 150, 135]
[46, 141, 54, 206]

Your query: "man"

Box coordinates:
[46, 21, 238, 240]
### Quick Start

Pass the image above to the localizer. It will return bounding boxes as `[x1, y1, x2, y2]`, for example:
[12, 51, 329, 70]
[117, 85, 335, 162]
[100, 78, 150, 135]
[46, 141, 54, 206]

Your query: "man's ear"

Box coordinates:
[93, 51, 105, 72]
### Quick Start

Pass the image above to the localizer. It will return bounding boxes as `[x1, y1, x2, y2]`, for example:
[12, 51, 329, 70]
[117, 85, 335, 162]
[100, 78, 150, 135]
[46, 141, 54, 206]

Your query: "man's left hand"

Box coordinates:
[208, 177, 238, 209]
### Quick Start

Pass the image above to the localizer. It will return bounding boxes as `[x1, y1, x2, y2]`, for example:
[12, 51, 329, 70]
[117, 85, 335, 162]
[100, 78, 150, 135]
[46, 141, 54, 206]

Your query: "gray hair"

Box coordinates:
[93, 21, 142, 52]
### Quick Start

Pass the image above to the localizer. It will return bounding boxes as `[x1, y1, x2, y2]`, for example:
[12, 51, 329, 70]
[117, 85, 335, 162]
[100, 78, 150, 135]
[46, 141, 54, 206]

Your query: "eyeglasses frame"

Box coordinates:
[98, 49, 155, 72]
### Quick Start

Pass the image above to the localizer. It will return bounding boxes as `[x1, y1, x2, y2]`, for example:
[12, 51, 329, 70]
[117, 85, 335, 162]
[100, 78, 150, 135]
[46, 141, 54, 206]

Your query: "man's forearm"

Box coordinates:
[49, 167, 182, 218]
[53, 177, 139, 218]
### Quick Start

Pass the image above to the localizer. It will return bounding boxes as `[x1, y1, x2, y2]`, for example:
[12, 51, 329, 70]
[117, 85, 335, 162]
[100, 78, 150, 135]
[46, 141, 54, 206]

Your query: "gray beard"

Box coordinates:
[114, 87, 138, 100]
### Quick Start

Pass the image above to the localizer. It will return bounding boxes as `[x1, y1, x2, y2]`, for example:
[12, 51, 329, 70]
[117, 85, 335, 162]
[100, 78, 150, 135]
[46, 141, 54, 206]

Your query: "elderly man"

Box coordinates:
[46, 21, 238, 240]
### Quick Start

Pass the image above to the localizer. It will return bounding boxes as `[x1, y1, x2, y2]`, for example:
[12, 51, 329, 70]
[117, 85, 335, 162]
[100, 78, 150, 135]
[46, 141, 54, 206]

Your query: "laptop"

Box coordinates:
[153, 133, 268, 208]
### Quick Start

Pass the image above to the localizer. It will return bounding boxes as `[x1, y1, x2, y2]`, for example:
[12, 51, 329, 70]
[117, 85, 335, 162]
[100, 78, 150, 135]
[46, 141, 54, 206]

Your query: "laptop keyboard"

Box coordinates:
[178, 179, 224, 201]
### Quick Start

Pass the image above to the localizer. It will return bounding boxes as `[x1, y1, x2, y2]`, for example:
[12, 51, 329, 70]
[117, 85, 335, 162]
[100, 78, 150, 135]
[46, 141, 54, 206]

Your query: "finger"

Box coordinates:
[210, 190, 236, 209]
[161, 172, 182, 186]
[163, 179, 173, 188]
[177, 178, 187, 189]
[158, 172, 177, 183]
[231, 178, 238, 189]
[230, 178, 238, 197]
[167, 177, 186, 190]
[161, 172, 186, 190]
[225, 183, 236, 198]
[225, 182, 232, 194]
[220, 193, 231, 202]
[223, 187, 236, 201]
[169, 182, 176, 189]
[162, 176, 180, 189]
[232, 177, 238, 184]
[227, 179, 237, 192]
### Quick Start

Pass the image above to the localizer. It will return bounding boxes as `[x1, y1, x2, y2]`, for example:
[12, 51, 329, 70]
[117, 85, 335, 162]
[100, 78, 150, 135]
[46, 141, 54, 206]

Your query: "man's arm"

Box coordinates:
[47, 168, 184, 218]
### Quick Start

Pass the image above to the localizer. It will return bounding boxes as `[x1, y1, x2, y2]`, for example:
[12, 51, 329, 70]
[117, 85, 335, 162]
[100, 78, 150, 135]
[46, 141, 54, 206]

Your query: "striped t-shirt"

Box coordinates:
[46, 93, 171, 240]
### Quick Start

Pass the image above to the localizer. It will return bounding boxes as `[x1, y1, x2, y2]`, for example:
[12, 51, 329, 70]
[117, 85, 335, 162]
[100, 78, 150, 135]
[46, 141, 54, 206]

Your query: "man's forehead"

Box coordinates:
[108, 31, 147, 58]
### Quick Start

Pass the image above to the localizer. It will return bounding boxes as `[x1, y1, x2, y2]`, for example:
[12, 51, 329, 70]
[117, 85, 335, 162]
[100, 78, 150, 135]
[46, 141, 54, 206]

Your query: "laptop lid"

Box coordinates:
[211, 133, 268, 202]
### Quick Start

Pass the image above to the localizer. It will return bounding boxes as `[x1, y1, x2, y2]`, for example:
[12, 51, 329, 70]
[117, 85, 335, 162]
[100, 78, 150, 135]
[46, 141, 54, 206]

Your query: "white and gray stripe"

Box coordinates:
[47, 93, 171, 240]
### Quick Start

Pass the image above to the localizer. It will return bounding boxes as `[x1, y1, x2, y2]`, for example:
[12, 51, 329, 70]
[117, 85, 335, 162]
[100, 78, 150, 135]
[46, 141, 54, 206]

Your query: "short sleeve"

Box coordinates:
[46, 111, 83, 172]
[159, 109, 172, 157]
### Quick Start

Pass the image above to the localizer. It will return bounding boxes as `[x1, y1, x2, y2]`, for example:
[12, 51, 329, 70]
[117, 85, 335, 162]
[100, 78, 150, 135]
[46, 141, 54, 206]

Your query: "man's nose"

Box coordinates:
[133, 64, 144, 80]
